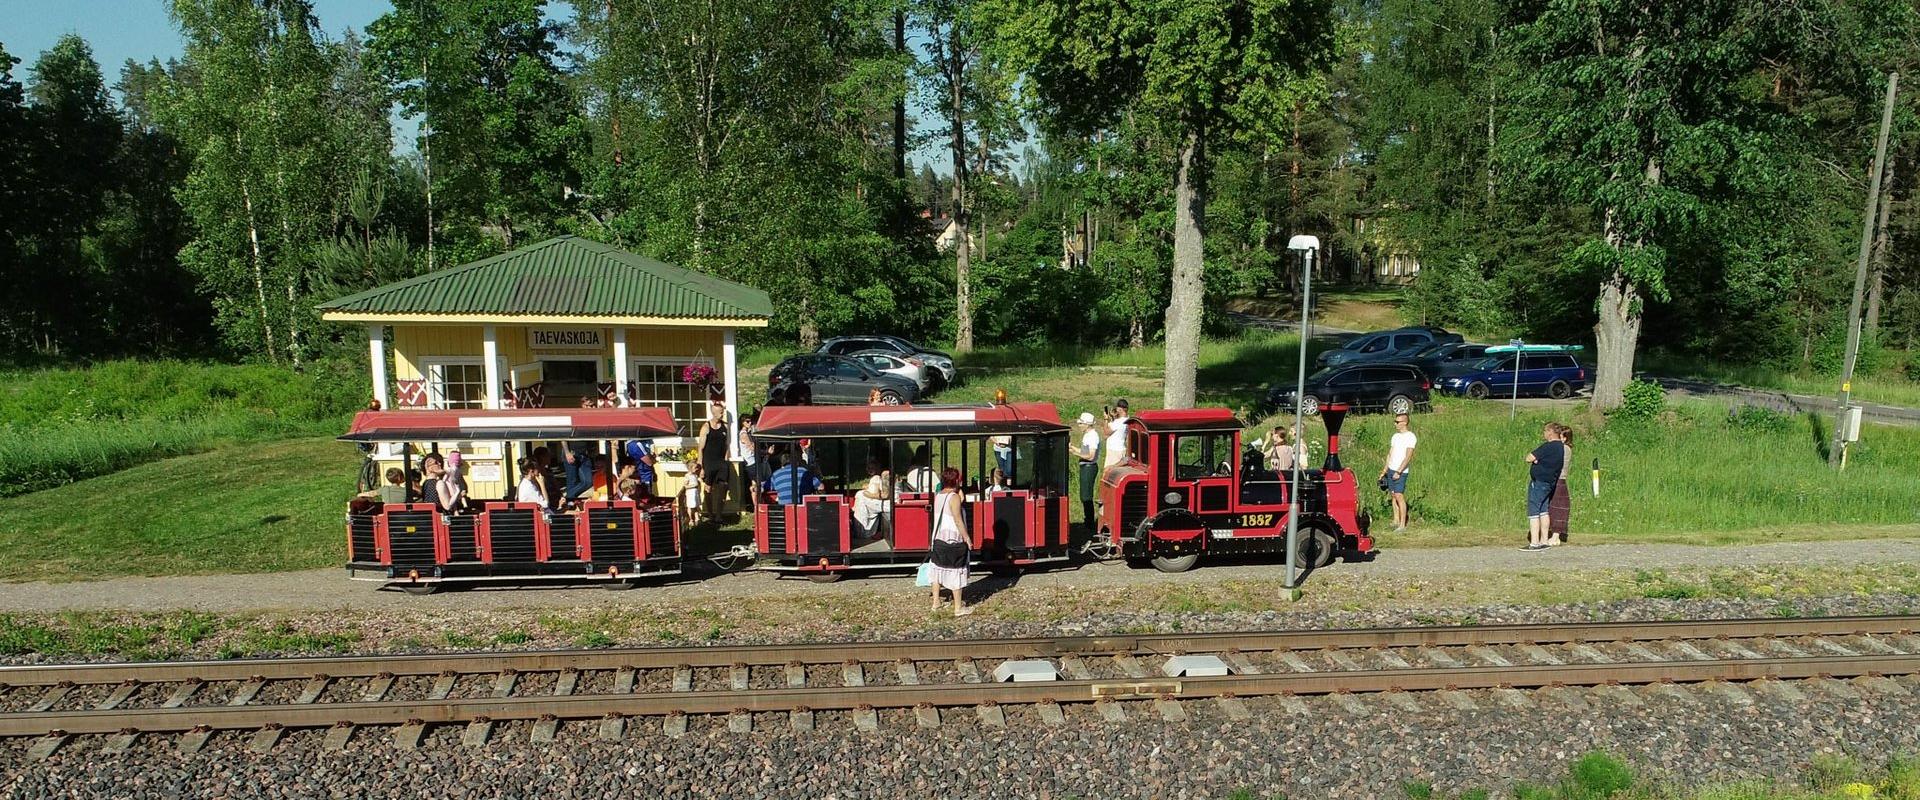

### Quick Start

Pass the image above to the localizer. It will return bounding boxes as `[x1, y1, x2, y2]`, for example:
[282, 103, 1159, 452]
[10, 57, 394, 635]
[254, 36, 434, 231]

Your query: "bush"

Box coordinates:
[1613, 379, 1667, 419]
[1727, 404, 1795, 434]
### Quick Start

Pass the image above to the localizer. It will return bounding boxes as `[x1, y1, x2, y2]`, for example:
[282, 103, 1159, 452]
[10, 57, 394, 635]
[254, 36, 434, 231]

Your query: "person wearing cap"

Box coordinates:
[1075, 411, 1100, 528]
[1102, 399, 1131, 470]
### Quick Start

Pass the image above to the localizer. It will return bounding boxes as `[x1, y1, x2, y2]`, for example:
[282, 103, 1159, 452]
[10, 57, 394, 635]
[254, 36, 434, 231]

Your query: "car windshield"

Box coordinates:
[1410, 343, 1449, 358]
[1306, 366, 1337, 383]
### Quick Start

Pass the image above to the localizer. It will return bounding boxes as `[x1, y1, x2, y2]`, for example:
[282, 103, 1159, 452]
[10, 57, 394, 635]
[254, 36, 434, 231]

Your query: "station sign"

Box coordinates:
[528, 328, 604, 350]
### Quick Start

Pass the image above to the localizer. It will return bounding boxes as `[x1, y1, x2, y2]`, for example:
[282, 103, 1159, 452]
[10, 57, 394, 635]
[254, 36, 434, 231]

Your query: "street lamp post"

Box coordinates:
[1284, 235, 1320, 593]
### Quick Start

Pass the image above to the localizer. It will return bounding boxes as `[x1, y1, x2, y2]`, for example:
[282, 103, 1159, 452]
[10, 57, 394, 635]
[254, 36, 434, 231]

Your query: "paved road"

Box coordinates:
[2, 537, 1915, 613]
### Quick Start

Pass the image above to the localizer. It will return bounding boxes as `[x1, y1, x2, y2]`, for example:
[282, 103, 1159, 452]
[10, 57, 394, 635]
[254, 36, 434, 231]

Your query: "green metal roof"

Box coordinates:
[317, 236, 773, 321]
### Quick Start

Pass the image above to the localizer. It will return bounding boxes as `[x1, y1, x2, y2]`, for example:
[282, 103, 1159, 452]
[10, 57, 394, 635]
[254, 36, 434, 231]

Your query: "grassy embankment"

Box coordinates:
[0, 359, 363, 497]
[1, 334, 1916, 583]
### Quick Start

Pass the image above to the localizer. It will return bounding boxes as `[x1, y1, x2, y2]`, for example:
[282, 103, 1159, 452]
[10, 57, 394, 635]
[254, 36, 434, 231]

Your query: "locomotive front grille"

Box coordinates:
[765, 506, 789, 553]
[805, 501, 841, 555]
[488, 509, 540, 564]
[446, 515, 480, 563]
[588, 509, 637, 563]
[386, 510, 437, 567]
[645, 510, 677, 558]
[1041, 497, 1063, 546]
[349, 515, 378, 562]
[1120, 483, 1150, 538]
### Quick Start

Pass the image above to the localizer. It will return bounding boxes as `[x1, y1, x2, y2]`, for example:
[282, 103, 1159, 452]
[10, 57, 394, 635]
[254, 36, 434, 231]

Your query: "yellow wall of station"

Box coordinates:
[392, 324, 726, 381]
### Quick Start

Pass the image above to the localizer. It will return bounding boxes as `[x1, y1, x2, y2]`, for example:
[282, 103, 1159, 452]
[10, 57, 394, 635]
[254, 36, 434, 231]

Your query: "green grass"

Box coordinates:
[0, 437, 355, 581]
[0, 359, 364, 496]
[1364, 751, 1920, 800]
[1284, 395, 1920, 541]
[1639, 351, 1920, 410]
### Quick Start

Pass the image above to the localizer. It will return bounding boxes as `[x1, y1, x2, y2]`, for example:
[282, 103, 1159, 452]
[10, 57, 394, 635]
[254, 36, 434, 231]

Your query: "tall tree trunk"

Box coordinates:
[946, 30, 973, 354]
[421, 56, 435, 271]
[1589, 157, 1660, 410]
[1867, 159, 1896, 335]
[1288, 102, 1302, 222]
[797, 294, 819, 349]
[893, 7, 906, 182]
[1164, 131, 1207, 409]
[241, 179, 277, 362]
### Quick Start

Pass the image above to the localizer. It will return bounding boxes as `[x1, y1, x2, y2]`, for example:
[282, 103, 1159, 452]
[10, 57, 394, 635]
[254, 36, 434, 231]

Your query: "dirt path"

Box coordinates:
[2, 537, 1915, 613]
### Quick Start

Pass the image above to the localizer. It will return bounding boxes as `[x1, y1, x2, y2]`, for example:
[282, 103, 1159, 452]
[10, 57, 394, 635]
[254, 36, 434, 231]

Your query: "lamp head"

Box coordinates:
[1287, 234, 1321, 252]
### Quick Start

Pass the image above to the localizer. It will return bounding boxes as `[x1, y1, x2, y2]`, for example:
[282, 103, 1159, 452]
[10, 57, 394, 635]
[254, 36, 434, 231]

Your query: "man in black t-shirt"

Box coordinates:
[1521, 424, 1565, 551]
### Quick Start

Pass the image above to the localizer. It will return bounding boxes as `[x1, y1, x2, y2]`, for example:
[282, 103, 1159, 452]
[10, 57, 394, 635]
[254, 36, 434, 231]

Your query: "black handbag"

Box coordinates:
[929, 496, 971, 569]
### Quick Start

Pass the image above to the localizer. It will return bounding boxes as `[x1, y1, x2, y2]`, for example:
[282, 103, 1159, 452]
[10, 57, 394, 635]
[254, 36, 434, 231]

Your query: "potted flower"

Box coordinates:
[682, 362, 717, 387]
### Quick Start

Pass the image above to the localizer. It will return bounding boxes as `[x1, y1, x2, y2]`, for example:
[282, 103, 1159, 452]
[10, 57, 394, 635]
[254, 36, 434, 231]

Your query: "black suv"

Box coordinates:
[767, 354, 921, 406]
[1266, 363, 1432, 416]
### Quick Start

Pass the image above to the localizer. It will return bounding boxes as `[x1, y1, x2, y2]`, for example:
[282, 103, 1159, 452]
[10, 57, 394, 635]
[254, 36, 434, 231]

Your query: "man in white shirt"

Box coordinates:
[1380, 412, 1416, 531]
[1102, 399, 1131, 470]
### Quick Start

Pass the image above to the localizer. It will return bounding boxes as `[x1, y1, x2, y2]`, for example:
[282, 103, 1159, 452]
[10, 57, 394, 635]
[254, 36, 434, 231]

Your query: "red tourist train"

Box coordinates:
[1096, 404, 1375, 572]
[340, 408, 684, 593]
[747, 403, 1075, 581]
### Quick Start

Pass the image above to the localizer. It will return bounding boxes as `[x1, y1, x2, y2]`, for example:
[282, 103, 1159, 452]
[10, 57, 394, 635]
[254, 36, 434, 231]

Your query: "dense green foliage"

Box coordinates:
[2, 0, 1919, 399]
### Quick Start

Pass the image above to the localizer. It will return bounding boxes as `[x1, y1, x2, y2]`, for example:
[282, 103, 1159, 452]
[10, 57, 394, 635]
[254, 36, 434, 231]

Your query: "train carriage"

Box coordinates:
[1098, 404, 1375, 573]
[749, 403, 1075, 581]
[340, 407, 684, 593]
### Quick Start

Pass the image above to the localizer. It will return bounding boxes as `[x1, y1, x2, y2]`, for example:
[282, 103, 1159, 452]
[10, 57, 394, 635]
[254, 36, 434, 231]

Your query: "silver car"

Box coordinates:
[847, 349, 932, 392]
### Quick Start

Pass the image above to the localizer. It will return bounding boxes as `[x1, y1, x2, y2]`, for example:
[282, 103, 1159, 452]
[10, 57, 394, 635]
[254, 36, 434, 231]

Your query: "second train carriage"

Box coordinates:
[748, 403, 1075, 581]
[340, 408, 685, 593]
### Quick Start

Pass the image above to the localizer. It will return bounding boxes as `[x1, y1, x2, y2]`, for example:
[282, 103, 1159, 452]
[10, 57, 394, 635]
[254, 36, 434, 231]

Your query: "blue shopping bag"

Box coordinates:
[914, 561, 934, 587]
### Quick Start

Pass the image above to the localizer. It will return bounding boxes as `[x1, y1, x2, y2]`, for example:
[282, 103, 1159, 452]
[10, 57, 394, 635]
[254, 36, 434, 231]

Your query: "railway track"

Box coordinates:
[4, 615, 1917, 759]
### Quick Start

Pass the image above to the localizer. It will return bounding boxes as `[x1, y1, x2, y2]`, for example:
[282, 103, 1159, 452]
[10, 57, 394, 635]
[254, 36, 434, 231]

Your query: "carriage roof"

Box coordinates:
[752, 403, 1067, 440]
[339, 408, 680, 442]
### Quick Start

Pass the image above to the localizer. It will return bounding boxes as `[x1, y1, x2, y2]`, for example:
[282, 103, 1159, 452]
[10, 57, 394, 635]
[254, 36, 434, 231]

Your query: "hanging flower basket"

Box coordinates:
[682, 363, 717, 386]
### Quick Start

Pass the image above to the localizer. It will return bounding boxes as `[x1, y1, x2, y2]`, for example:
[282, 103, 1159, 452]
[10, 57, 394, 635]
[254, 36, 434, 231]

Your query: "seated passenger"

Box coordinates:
[982, 467, 1012, 497]
[378, 467, 409, 504]
[435, 452, 472, 516]
[515, 457, 549, 506]
[897, 445, 935, 494]
[852, 457, 893, 537]
[766, 452, 822, 505]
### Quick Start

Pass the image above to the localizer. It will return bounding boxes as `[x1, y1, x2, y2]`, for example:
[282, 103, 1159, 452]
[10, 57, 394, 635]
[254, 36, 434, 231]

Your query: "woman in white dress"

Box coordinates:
[927, 467, 974, 616]
[852, 457, 892, 538]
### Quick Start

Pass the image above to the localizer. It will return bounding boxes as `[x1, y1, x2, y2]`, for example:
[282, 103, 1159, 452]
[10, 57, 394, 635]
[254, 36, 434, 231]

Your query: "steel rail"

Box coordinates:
[4, 654, 1915, 737]
[0, 615, 1911, 687]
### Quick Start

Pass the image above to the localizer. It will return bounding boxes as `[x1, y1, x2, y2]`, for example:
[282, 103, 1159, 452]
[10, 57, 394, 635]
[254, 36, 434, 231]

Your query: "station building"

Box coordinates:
[318, 235, 772, 504]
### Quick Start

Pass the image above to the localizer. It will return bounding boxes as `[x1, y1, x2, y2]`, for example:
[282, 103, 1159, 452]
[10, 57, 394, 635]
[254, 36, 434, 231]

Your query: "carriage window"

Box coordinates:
[1029, 434, 1068, 494]
[893, 439, 935, 492]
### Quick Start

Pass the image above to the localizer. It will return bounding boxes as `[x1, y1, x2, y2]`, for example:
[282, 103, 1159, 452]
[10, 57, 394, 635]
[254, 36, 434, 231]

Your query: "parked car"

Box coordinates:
[767, 354, 921, 406]
[817, 335, 957, 387]
[1266, 363, 1432, 416]
[1440, 350, 1587, 400]
[1399, 341, 1490, 378]
[1317, 326, 1464, 368]
[846, 349, 932, 392]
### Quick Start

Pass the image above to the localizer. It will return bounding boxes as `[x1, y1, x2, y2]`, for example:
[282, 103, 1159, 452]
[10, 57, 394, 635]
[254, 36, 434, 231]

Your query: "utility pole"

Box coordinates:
[1831, 72, 1899, 467]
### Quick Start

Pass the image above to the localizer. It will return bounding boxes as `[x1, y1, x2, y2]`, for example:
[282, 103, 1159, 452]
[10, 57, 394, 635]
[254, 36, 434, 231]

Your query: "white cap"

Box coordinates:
[1077, 412, 1096, 425]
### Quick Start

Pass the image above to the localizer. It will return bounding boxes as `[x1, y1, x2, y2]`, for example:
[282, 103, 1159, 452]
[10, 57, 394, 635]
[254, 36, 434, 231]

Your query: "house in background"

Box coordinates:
[1352, 214, 1423, 285]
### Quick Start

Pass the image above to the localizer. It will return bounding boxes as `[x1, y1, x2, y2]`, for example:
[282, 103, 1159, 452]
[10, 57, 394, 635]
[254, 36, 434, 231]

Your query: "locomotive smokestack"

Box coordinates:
[1320, 405, 1346, 472]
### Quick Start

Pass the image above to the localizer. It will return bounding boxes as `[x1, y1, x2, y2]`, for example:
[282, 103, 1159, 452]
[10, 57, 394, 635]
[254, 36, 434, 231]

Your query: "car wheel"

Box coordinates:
[1548, 380, 1572, 400]
[1300, 395, 1321, 416]
[1387, 394, 1413, 415]
[876, 389, 903, 405]
[1466, 382, 1490, 400]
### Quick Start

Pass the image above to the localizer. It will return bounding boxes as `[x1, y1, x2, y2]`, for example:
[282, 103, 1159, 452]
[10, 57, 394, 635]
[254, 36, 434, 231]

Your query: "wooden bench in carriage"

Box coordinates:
[749, 403, 1075, 582]
[340, 407, 684, 594]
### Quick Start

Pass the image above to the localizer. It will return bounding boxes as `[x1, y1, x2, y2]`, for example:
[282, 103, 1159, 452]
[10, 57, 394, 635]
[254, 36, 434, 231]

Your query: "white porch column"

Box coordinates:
[612, 327, 629, 407]
[367, 325, 389, 409]
[723, 328, 740, 460]
[482, 324, 501, 409]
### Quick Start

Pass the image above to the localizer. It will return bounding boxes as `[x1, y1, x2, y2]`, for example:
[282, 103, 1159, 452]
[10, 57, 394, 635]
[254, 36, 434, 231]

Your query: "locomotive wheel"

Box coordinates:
[1466, 382, 1491, 400]
[806, 571, 845, 583]
[1304, 527, 1338, 569]
[1150, 553, 1200, 573]
[400, 583, 441, 596]
[1387, 394, 1413, 416]
[603, 580, 636, 591]
[1549, 380, 1573, 400]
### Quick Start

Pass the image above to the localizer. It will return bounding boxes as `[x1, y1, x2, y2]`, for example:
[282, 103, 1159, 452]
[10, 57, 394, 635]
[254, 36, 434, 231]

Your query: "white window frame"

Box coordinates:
[420, 356, 507, 410]
[628, 356, 715, 437]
